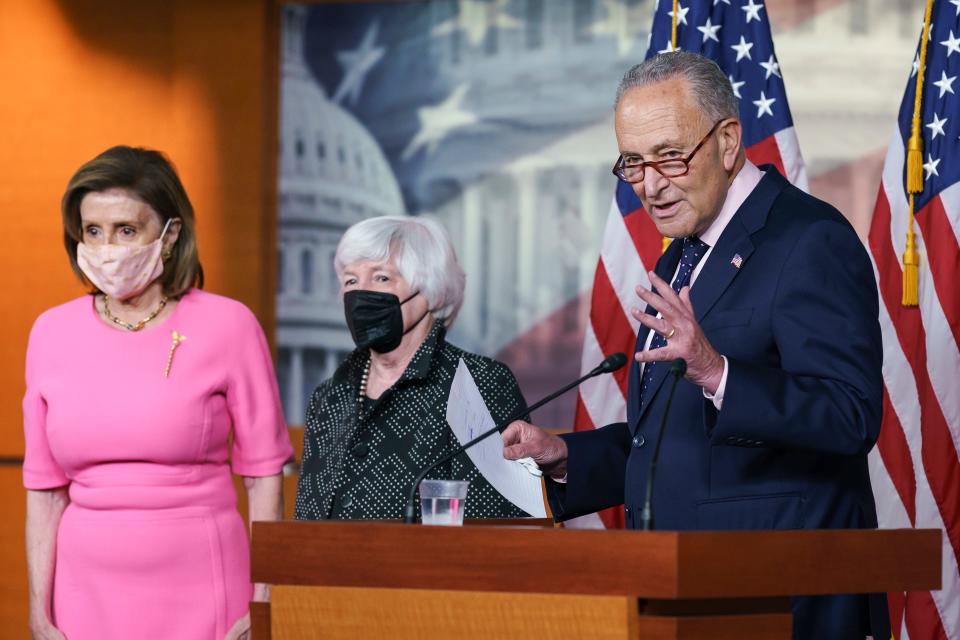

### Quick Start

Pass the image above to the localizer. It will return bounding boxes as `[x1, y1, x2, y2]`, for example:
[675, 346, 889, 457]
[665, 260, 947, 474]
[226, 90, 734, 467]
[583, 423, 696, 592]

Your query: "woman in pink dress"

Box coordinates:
[23, 146, 293, 640]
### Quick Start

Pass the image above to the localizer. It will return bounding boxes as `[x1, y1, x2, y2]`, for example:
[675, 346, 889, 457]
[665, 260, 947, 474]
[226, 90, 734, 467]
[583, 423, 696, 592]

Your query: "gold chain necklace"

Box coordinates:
[102, 295, 168, 332]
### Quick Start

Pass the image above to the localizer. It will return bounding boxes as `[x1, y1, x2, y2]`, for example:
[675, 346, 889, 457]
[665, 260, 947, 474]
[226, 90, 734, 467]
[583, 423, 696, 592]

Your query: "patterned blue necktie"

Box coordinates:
[637, 236, 709, 407]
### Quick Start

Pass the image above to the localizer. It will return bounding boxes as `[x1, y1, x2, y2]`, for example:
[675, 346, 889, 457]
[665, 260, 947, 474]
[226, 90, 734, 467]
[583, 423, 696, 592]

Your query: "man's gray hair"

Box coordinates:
[335, 215, 466, 327]
[615, 51, 738, 122]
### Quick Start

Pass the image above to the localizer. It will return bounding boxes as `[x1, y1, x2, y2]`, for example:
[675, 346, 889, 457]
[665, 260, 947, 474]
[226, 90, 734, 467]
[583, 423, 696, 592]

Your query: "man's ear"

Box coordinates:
[717, 118, 743, 171]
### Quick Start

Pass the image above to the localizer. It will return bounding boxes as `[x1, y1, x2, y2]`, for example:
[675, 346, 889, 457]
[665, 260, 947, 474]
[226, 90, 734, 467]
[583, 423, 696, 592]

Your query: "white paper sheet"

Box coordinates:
[445, 359, 547, 518]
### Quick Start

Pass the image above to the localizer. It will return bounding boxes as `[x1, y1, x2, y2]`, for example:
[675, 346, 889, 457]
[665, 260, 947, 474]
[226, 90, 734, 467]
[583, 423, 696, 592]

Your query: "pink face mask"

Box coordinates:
[77, 219, 174, 300]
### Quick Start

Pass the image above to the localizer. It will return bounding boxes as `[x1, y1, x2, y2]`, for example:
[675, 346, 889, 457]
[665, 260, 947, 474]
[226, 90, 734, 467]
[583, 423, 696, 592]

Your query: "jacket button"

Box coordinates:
[340, 494, 353, 509]
[352, 443, 369, 458]
[632, 434, 645, 448]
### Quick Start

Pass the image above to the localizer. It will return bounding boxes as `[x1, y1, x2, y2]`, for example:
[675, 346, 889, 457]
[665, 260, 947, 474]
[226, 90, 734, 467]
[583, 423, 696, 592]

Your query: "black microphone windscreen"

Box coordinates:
[670, 358, 687, 376]
[601, 352, 628, 373]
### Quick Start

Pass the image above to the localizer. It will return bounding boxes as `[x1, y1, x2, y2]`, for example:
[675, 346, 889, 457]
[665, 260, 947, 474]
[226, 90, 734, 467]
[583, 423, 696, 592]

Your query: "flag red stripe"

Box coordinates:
[869, 189, 960, 577]
[596, 505, 625, 529]
[903, 589, 950, 640]
[914, 196, 960, 352]
[888, 591, 906, 640]
[573, 395, 595, 432]
[573, 380, 625, 529]
[588, 260, 634, 397]
[621, 209, 663, 271]
[876, 387, 917, 525]
[745, 134, 787, 178]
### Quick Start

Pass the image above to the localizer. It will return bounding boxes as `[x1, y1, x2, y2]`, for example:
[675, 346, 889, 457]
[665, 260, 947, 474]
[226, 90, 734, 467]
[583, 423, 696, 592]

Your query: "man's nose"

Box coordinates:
[641, 166, 669, 199]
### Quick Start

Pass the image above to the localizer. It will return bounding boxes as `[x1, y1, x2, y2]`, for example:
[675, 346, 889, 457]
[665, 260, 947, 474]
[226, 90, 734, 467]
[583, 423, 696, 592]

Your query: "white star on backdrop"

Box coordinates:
[668, 3, 690, 26]
[658, 39, 679, 54]
[941, 30, 960, 57]
[432, 0, 521, 47]
[731, 35, 753, 62]
[952, 0, 960, 16]
[332, 22, 386, 105]
[926, 113, 948, 140]
[742, 0, 764, 23]
[402, 85, 478, 160]
[933, 71, 956, 98]
[714, 0, 731, 4]
[697, 16, 723, 43]
[759, 54, 781, 79]
[697, 17, 722, 43]
[923, 153, 941, 180]
[912, 52, 920, 77]
[753, 91, 776, 118]
[729, 75, 745, 99]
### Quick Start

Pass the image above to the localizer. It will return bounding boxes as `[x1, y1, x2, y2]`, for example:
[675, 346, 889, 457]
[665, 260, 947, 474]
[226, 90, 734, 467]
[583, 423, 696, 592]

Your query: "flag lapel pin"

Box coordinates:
[730, 254, 744, 269]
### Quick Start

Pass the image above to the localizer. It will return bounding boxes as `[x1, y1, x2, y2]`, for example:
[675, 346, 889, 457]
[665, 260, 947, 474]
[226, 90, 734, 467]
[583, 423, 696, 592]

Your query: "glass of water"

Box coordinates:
[419, 479, 470, 525]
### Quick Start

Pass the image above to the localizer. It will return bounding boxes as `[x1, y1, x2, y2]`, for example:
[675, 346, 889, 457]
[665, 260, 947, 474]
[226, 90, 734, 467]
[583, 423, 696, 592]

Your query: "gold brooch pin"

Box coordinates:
[165, 330, 187, 378]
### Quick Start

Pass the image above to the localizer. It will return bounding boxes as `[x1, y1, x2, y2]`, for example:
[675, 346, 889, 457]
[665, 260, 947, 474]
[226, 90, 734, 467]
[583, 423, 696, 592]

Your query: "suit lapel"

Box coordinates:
[631, 165, 789, 428]
[689, 220, 754, 323]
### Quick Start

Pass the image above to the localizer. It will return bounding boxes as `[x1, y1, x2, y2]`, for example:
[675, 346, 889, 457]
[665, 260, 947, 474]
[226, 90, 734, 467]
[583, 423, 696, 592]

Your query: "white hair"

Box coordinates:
[334, 216, 466, 327]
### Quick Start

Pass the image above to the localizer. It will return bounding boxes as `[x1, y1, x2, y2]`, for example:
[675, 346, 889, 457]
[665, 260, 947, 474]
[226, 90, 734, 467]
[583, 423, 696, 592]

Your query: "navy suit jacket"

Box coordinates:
[548, 167, 888, 640]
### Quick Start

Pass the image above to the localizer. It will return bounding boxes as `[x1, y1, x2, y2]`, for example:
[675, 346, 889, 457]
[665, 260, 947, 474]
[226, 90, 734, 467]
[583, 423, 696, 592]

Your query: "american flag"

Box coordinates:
[572, 0, 807, 529]
[867, 1, 960, 638]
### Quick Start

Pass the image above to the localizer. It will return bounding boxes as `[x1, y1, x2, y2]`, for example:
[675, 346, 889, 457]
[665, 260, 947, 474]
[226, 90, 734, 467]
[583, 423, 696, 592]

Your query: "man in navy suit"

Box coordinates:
[502, 52, 887, 640]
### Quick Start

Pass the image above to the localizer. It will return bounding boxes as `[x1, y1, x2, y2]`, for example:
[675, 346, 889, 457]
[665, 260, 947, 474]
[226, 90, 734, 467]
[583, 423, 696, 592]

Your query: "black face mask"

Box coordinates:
[343, 290, 423, 354]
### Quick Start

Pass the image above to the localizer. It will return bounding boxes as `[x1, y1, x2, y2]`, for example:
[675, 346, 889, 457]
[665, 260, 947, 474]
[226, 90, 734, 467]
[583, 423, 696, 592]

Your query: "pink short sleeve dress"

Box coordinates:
[22, 289, 293, 640]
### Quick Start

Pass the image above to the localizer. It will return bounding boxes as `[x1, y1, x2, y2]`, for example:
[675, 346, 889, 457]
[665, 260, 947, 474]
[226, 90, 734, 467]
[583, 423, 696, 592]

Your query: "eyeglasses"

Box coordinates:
[612, 119, 725, 184]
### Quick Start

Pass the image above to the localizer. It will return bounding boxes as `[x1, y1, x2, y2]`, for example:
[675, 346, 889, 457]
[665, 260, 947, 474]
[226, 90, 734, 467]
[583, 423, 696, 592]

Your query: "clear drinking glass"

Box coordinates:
[419, 479, 470, 526]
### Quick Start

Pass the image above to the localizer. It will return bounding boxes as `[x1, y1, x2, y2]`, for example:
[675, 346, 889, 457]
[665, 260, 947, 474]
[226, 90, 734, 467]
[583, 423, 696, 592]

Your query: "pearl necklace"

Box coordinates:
[357, 356, 372, 412]
[102, 295, 168, 331]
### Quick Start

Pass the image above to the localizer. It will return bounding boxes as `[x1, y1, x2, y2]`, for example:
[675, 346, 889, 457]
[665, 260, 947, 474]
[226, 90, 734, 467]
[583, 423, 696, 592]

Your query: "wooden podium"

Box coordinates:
[250, 520, 940, 640]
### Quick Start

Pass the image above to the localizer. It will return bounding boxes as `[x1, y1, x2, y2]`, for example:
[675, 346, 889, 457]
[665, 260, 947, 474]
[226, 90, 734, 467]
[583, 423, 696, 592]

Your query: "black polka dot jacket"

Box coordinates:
[294, 320, 532, 521]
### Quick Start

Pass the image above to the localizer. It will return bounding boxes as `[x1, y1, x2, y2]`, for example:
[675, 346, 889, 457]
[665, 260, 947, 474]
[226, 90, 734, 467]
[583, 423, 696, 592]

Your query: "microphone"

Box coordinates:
[589, 352, 627, 376]
[640, 358, 687, 531]
[402, 352, 628, 524]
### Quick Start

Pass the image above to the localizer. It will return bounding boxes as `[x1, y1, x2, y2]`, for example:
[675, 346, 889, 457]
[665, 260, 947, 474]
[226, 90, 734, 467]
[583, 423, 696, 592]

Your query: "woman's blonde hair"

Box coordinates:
[61, 146, 203, 298]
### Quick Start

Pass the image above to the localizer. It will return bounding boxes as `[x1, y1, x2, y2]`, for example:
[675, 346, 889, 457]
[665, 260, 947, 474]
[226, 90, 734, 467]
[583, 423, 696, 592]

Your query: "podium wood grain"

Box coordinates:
[269, 587, 639, 640]
[250, 521, 941, 640]
[252, 520, 939, 597]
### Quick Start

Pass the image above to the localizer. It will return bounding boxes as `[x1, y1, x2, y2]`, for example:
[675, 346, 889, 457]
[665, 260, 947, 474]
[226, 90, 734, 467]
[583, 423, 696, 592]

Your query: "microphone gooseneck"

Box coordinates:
[640, 358, 687, 531]
[402, 352, 627, 524]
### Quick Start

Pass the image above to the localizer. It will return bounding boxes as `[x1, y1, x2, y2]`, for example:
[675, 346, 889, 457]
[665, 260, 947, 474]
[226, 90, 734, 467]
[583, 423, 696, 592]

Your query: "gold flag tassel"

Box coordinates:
[903, 0, 934, 306]
[661, 0, 681, 255]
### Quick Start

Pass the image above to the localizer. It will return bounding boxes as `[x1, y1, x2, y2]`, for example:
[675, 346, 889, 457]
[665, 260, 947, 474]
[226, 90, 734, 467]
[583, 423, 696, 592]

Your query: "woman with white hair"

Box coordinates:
[294, 216, 530, 520]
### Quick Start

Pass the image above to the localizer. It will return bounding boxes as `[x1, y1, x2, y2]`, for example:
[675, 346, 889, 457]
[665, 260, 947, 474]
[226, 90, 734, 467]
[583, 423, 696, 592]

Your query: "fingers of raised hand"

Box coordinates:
[635, 287, 680, 323]
[634, 346, 675, 364]
[648, 272, 685, 311]
[630, 308, 672, 335]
